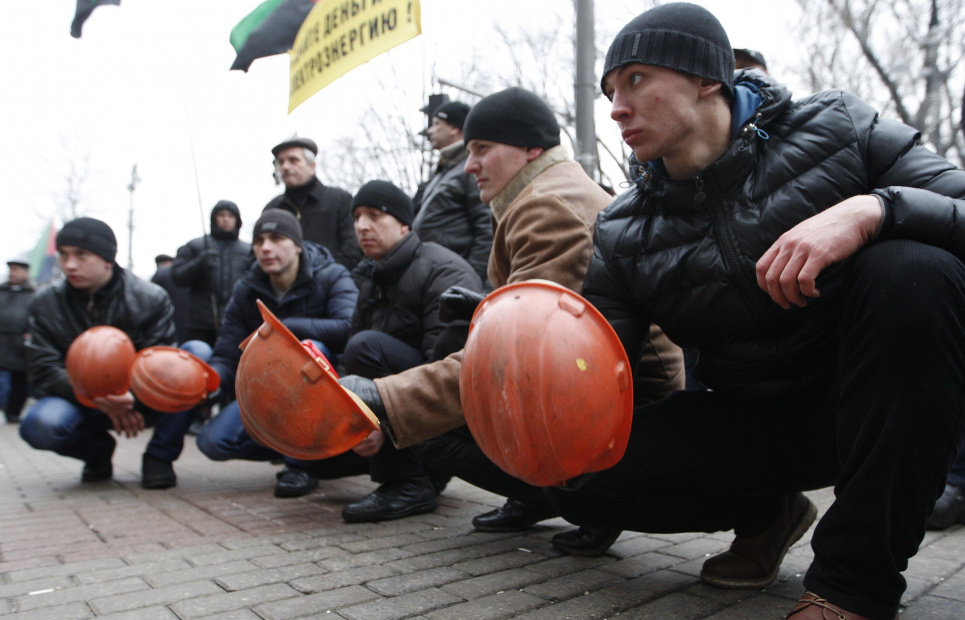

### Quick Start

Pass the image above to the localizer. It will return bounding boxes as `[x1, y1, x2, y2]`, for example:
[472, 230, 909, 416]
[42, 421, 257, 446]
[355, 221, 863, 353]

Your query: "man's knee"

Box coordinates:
[19, 397, 80, 450]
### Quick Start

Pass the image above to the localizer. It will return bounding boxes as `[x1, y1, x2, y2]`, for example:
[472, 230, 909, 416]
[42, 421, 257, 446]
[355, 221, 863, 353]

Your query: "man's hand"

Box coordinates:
[352, 429, 385, 457]
[92, 391, 145, 438]
[338, 375, 387, 422]
[439, 286, 486, 322]
[756, 195, 883, 309]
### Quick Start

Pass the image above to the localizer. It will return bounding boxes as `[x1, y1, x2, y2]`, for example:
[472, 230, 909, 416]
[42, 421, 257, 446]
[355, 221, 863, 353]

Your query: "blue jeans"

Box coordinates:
[19, 340, 209, 463]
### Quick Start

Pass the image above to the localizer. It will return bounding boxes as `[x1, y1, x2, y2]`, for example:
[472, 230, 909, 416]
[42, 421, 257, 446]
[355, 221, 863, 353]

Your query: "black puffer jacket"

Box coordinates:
[25, 269, 174, 403]
[171, 232, 252, 334]
[0, 280, 37, 372]
[586, 72, 965, 400]
[351, 232, 483, 359]
[265, 177, 363, 270]
[209, 241, 358, 396]
[412, 142, 493, 285]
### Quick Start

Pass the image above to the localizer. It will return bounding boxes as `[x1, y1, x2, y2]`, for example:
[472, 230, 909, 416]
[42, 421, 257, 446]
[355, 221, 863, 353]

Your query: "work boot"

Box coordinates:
[81, 436, 115, 483]
[141, 454, 177, 489]
[471, 498, 557, 533]
[701, 492, 817, 589]
[786, 591, 889, 620]
[927, 483, 965, 530]
[341, 476, 438, 523]
[552, 526, 622, 556]
[274, 466, 318, 498]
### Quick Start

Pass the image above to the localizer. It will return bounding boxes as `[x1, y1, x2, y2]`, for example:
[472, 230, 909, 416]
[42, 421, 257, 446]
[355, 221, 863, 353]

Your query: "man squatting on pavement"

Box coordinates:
[336, 4, 965, 619]
[338, 87, 685, 554]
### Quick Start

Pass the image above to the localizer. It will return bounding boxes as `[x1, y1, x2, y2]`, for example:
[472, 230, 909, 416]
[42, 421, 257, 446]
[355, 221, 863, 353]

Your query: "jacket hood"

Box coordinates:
[211, 200, 242, 240]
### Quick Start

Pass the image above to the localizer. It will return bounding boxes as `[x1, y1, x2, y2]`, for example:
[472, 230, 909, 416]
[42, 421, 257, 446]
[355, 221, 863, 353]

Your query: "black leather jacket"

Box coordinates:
[586, 72, 965, 400]
[412, 142, 493, 285]
[26, 269, 174, 403]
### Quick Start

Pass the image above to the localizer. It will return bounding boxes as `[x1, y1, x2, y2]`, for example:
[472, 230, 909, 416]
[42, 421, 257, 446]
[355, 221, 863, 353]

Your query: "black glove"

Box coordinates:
[338, 375, 387, 423]
[438, 286, 486, 322]
[199, 248, 219, 266]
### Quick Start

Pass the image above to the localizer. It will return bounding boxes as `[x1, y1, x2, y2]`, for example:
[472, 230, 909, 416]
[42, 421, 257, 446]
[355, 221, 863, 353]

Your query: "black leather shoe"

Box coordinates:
[471, 498, 557, 533]
[141, 454, 177, 489]
[928, 483, 965, 530]
[274, 466, 319, 498]
[82, 457, 113, 482]
[82, 437, 115, 483]
[342, 476, 438, 523]
[552, 526, 622, 556]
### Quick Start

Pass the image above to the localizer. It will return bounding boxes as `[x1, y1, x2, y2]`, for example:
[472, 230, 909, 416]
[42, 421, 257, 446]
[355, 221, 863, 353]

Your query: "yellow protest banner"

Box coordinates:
[288, 0, 422, 112]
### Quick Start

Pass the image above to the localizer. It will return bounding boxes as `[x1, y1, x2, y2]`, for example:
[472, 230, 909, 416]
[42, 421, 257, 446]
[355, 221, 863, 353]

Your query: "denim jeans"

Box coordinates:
[19, 340, 209, 463]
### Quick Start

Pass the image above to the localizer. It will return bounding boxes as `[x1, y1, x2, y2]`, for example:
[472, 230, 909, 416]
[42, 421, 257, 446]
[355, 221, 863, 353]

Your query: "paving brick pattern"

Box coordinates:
[1, 423, 964, 618]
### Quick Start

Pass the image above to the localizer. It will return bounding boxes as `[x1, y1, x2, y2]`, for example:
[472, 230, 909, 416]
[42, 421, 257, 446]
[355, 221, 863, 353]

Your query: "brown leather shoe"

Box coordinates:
[700, 492, 818, 589]
[786, 591, 892, 619]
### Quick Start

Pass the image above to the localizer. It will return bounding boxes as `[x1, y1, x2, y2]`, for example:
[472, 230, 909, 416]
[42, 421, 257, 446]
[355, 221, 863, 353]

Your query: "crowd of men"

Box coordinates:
[6, 4, 965, 618]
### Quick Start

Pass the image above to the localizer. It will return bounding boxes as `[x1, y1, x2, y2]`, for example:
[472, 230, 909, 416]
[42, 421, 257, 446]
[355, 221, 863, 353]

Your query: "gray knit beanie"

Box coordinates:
[602, 3, 734, 99]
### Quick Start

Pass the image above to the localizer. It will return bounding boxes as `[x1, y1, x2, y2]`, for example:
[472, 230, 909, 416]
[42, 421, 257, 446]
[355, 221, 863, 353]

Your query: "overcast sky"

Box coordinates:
[0, 0, 801, 279]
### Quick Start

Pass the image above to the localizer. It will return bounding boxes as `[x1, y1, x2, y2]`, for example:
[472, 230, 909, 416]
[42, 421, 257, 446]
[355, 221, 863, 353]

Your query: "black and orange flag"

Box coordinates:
[71, 0, 121, 38]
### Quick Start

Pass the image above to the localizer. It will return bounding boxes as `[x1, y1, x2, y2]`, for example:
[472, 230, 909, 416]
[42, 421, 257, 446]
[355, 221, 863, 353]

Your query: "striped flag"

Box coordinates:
[230, 0, 318, 72]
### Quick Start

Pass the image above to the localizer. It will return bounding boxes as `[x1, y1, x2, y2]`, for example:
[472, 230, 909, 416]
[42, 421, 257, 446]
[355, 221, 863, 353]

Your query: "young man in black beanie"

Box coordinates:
[19, 217, 194, 489]
[194, 209, 359, 499]
[411, 101, 493, 285]
[335, 89, 683, 547]
[538, 3, 965, 619]
[284, 180, 484, 523]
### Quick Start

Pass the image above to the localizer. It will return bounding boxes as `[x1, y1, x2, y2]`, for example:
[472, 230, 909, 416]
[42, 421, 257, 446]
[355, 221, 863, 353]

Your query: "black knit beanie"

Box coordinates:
[602, 2, 734, 99]
[352, 180, 414, 226]
[56, 217, 117, 263]
[252, 209, 303, 247]
[462, 87, 561, 150]
[433, 101, 471, 131]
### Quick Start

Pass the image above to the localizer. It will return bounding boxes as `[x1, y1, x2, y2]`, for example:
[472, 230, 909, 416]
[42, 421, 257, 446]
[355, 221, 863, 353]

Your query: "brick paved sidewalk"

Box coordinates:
[1, 422, 964, 619]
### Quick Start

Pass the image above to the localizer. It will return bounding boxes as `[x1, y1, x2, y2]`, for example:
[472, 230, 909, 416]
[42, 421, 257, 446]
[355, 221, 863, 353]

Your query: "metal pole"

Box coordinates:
[575, 0, 599, 179]
[127, 164, 140, 271]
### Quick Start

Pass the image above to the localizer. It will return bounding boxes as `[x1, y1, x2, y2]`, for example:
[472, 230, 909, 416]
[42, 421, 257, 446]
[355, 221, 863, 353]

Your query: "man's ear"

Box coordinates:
[697, 79, 723, 99]
[525, 147, 544, 162]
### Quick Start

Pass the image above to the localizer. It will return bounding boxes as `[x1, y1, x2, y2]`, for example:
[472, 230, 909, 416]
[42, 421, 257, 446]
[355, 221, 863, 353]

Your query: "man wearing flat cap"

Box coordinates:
[19, 217, 194, 489]
[265, 137, 363, 270]
[0, 256, 36, 423]
[412, 101, 493, 286]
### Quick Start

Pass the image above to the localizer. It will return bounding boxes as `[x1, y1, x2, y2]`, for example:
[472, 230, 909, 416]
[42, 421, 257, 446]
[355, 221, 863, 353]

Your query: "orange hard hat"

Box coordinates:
[128, 346, 221, 413]
[234, 299, 378, 460]
[65, 325, 137, 408]
[460, 280, 633, 487]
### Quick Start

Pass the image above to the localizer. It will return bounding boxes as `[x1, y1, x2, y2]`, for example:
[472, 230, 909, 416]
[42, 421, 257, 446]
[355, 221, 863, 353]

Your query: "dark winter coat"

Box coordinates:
[585, 71, 965, 401]
[26, 269, 174, 403]
[0, 280, 37, 372]
[265, 177, 363, 270]
[209, 241, 358, 396]
[351, 232, 483, 360]
[171, 232, 252, 334]
[411, 142, 493, 285]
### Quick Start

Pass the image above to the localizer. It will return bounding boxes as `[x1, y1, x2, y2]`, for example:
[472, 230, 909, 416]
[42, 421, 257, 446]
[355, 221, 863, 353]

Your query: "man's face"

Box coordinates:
[274, 147, 316, 188]
[353, 206, 409, 261]
[7, 264, 28, 285]
[464, 140, 536, 204]
[252, 233, 301, 276]
[214, 210, 237, 232]
[427, 117, 462, 150]
[604, 63, 704, 166]
[58, 246, 113, 292]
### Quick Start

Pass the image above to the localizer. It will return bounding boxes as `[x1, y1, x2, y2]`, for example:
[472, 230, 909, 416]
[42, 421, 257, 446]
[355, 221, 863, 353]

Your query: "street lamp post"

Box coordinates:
[127, 164, 140, 271]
